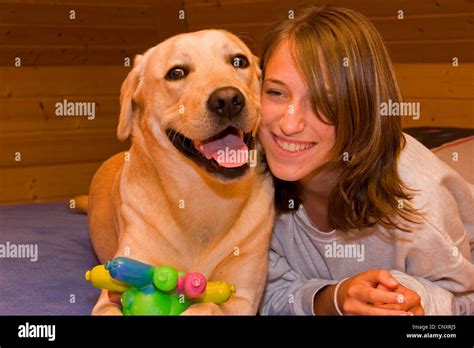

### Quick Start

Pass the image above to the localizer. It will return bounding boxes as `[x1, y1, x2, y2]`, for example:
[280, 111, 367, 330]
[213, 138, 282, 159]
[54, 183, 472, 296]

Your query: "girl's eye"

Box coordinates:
[265, 90, 284, 97]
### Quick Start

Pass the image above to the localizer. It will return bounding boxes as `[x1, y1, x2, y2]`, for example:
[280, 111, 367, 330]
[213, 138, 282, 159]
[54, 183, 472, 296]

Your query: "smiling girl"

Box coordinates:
[258, 5, 474, 316]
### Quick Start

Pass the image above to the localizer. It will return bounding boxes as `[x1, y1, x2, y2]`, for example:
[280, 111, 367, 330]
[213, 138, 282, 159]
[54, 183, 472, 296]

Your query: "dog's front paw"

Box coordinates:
[92, 303, 123, 316]
[180, 302, 222, 315]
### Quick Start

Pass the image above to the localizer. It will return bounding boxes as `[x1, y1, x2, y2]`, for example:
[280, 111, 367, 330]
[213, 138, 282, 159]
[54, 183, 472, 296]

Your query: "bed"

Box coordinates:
[0, 127, 472, 315]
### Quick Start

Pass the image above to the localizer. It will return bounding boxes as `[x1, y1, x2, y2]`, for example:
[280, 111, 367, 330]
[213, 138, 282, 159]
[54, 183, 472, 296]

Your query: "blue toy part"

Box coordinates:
[105, 257, 154, 289]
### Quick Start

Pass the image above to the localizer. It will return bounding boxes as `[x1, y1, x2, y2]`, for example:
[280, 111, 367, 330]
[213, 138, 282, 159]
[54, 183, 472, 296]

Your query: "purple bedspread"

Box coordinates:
[0, 202, 99, 315]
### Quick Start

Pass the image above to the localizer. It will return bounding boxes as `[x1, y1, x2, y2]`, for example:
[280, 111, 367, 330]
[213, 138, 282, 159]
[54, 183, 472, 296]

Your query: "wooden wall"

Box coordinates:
[183, 0, 474, 129]
[0, 0, 187, 204]
[1, 0, 473, 204]
[185, 0, 474, 63]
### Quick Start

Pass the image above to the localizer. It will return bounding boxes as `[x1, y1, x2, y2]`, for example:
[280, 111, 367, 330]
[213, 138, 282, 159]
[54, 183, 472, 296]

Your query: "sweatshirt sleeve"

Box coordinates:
[390, 270, 474, 315]
[390, 205, 474, 316]
[393, 138, 474, 315]
[259, 233, 338, 315]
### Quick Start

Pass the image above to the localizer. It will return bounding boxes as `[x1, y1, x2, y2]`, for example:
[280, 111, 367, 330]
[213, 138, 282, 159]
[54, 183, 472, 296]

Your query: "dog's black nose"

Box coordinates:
[207, 87, 245, 119]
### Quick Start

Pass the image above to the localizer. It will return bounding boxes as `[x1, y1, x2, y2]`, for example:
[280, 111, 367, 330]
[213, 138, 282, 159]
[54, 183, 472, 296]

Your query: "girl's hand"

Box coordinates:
[374, 283, 425, 315]
[337, 270, 414, 315]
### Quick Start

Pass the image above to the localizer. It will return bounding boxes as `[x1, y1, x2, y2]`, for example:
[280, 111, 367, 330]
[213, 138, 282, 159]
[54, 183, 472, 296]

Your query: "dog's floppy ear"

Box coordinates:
[253, 54, 262, 82]
[117, 54, 144, 141]
[251, 54, 263, 137]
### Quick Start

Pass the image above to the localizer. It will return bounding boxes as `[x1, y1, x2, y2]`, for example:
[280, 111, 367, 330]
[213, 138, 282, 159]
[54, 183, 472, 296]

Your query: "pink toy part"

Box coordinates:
[184, 272, 207, 299]
[176, 276, 186, 294]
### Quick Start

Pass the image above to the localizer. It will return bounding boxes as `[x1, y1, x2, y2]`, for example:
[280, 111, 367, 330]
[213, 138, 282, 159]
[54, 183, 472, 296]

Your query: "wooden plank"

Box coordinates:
[1, 97, 470, 134]
[187, 23, 265, 55]
[0, 96, 120, 132]
[0, 66, 128, 97]
[394, 63, 474, 98]
[0, 161, 101, 204]
[0, 3, 155, 28]
[401, 98, 474, 128]
[0, 45, 150, 66]
[0, 25, 158, 46]
[372, 15, 474, 41]
[188, 22, 474, 62]
[186, 1, 474, 63]
[0, 0, 153, 8]
[386, 40, 474, 63]
[328, 0, 473, 16]
[185, 0, 292, 26]
[0, 129, 129, 167]
[184, 0, 474, 25]
[150, 0, 188, 42]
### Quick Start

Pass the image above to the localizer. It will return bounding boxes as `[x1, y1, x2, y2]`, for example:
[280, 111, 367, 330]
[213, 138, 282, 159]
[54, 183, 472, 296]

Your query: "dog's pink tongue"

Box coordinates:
[202, 133, 248, 168]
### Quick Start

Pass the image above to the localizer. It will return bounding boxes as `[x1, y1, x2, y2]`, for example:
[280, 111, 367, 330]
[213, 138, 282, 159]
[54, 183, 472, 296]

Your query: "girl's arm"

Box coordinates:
[259, 238, 338, 315]
[260, 240, 408, 315]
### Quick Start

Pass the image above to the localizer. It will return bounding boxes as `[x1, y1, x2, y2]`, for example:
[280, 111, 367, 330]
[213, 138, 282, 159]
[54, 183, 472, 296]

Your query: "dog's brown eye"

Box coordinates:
[231, 55, 249, 69]
[165, 67, 188, 81]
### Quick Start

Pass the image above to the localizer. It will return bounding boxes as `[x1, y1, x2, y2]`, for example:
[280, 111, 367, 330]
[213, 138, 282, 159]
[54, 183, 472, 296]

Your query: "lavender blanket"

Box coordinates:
[0, 202, 99, 315]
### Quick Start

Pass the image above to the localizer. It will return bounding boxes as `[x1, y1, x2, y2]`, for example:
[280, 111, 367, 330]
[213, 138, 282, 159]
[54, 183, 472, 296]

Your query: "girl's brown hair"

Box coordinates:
[260, 5, 420, 232]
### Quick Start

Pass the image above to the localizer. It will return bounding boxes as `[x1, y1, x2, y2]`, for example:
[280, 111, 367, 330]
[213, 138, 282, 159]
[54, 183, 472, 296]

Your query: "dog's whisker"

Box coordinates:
[170, 130, 179, 149]
[171, 130, 177, 146]
[234, 32, 255, 45]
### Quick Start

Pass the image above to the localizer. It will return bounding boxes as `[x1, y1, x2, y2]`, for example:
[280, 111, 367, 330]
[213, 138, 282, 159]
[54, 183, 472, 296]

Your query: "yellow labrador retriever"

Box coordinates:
[88, 30, 275, 315]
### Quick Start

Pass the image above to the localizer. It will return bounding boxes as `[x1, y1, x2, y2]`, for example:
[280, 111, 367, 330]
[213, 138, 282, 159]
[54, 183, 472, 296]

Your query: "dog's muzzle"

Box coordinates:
[165, 86, 258, 180]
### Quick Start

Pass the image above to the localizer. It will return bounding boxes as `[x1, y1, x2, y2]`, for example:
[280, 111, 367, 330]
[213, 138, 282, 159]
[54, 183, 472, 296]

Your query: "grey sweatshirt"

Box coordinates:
[260, 134, 474, 315]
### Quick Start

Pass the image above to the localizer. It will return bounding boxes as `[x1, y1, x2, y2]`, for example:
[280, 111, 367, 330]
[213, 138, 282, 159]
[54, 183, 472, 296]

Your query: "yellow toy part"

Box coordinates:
[85, 265, 129, 293]
[198, 281, 236, 304]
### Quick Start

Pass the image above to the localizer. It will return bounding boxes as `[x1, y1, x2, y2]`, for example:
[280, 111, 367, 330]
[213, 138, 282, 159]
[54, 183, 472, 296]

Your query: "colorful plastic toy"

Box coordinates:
[85, 257, 236, 315]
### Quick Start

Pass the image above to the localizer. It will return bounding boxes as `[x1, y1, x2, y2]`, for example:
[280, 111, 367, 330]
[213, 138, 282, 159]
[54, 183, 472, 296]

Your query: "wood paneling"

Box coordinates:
[395, 63, 474, 128]
[402, 98, 474, 128]
[1, 0, 472, 65]
[394, 64, 474, 99]
[184, 0, 473, 19]
[0, 129, 129, 167]
[0, 3, 155, 27]
[386, 41, 474, 63]
[0, 64, 129, 203]
[373, 15, 473, 41]
[0, 0, 472, 204]
[0, 0, 187, 65]
[0, 96, 120, 132]
[0, 66, 128, 97]
[187, 22, 474, 63]
[0, 161, 102, 204]
[2, 0, 153, 6]
[0, 45, 148, 65]
[0, 26, 157, 46]
[394, 63, 474, 128]
[188, 14, 473, 42]
[185, 0, 474, 63]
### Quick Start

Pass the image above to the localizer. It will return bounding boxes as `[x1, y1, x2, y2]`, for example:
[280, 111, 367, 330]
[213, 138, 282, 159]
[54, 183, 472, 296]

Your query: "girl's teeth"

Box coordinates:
[276, 138, 314, 152]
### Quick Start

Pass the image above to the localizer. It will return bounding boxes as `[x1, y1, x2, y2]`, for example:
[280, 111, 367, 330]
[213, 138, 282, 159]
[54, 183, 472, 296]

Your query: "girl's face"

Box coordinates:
[258, 40, 336, 181]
